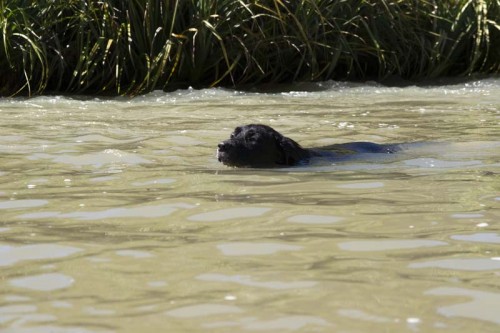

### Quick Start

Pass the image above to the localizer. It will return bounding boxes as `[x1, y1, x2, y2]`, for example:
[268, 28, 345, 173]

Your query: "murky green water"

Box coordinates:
[1, 79, 499, 332]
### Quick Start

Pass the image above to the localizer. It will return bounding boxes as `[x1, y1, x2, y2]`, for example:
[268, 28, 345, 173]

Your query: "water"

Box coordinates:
[0, 79, 499, 332]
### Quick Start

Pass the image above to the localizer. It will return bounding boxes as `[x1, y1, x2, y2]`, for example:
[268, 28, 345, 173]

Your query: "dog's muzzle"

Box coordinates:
[217, 141, 230, 162]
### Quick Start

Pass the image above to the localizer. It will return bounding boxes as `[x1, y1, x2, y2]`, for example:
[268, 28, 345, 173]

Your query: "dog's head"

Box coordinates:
[217, 124, 309, 168]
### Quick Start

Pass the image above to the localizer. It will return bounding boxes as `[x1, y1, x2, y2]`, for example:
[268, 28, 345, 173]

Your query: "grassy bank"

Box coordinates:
[1, 0, 499, 96]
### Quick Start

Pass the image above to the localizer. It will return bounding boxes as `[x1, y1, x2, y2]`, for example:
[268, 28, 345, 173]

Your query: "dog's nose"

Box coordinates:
[218, 142, 228, 152]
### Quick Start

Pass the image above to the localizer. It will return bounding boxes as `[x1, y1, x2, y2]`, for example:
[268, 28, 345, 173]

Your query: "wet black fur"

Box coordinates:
[217, 124, 397, 168]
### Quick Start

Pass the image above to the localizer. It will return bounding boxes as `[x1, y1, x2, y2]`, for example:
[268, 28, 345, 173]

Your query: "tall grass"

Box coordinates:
[1, 0, 499, 96]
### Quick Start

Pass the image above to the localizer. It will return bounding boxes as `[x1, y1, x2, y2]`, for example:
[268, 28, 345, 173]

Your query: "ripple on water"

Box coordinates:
[18, 203, 195, 220]
[337, 309, 392, 323]
[216, 242, 302, 256]
[0, 199, 48, 210]
[0, 304, 58, 330]
[83, 307, 116, 316]
[338, 239, 447, 252]
[336, 182, 385, 189]
[10, 273, 74, 291]
[132, 178, 176, 186]
[90, 175, 118, 183]
[164, 135, 204, 146]
[28, 149, 151, 168]
[451, 233, 500, 244]
[0, 244, 83, 266]
[450, 213, 485, 219]
[204, 315, 331, 330]
[425, 287, 500, 325]
[50, 301, 73, 309]
[403, 158, 482, 169]
[73, 134, 140, 144]
[2, 295, 31, 302]
[165, 304, 243, 318]
[188, 207, 271, 222]
[409, 258, 500, 271]
[287, 214, 343, 224]
[0, 304, 38, 315]
[148, 281, 168, 288]
[115, 250, 154, 258]
[197, 273, 317, 289]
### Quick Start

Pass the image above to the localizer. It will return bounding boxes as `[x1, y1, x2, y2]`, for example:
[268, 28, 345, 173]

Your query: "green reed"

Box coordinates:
[1, 0, 499, 96]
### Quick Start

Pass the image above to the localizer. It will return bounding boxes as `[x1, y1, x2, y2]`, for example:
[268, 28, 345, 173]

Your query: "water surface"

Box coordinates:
[0, 79, 499, 332]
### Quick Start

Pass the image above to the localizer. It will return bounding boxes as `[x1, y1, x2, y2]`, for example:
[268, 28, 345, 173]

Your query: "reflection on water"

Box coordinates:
[0, 244, 82, 266]
[0, 199, 48, 210]
[197, 273, 317, 289]
[410, 258, 500, 271]
[10, 273, 75, 291]
[165, 303, 243, 318]
[0, 79, 499, 332]
[188, 207, 271, 222]
[115, 250, 154, 258]
[216, 242, 302, 256]
[338, 239, 448, 251]
[18, 203, 195, 220]
[287, 214, 343, 224]
[202, 315, 332, 331]
[451, 233, 500, 243]
[29, 149, 152, 168]
[426, 287, 500, 325]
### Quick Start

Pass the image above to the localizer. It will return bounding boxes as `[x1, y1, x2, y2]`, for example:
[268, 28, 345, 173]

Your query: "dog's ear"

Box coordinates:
[274, 135, 305, 166]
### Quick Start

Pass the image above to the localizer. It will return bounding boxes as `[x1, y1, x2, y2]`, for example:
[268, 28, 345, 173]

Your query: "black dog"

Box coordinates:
[217, 124, 397, 168]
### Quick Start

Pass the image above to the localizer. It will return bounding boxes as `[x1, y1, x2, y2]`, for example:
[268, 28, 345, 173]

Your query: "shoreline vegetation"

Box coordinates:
[1, 0, 499, 96]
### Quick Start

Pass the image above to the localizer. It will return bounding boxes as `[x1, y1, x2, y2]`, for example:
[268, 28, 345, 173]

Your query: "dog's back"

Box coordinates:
[313, 142, 399, 155]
